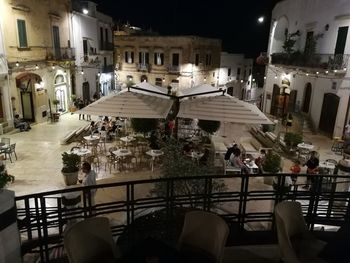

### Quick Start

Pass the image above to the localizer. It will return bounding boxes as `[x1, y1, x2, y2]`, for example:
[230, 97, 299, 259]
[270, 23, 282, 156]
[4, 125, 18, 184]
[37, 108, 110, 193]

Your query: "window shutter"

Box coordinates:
[145, 53, 149, 64]
[131, 52, 134, 63]
[160, 53, 164, 65]
[17, 19, 28, 48]
[139, 52, 142, 64]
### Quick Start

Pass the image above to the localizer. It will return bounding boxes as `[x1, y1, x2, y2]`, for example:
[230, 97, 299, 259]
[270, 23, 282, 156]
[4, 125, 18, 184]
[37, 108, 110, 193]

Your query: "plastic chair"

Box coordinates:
[177, 210, 229, 263]
[275, 201, 327, 263]
[63, 217, 119, 263]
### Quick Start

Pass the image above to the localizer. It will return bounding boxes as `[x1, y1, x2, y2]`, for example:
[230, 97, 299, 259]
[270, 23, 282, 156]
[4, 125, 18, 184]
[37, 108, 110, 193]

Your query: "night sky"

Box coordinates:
[94, 0, 281, 58]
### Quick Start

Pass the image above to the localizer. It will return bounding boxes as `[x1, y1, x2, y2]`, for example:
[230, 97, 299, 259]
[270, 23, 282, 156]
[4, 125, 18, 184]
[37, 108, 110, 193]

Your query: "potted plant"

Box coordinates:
[0, 162, 14, 190]
[61, 152, 80, 186]
[198, 119, 220, 135]
[262, 150, 281, 185]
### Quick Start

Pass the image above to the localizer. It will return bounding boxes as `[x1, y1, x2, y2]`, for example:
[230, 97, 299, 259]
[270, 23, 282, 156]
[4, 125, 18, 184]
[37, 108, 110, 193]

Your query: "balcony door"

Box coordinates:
[335, 26, 348, 55]
[319, 93, 339, 136]
[52, 26, 61, 59]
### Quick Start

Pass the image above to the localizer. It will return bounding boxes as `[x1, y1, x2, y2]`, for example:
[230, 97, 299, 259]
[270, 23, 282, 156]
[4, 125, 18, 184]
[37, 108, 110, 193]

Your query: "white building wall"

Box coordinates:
[264, 0, 350, 137]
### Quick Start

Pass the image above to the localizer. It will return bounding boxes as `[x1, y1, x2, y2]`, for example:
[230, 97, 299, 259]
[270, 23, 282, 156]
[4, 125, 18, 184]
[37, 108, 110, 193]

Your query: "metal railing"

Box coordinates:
[102, 64, 114, 73]
[137, 63, 150, 71]
[46, 47, 75, 61]
[270, 53, 349, 70]
[167, 65, 180, 72]
[15, 173, 350, 262]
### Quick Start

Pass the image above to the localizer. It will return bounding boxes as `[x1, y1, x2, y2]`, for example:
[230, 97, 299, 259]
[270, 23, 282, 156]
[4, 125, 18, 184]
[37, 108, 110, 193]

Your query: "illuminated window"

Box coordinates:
[228, 68, 231, 76]
[17, 19, 28, 48]
[125, 51, 134, 64]
[154, 52, 164, 65]
[139, 52, 149, 65]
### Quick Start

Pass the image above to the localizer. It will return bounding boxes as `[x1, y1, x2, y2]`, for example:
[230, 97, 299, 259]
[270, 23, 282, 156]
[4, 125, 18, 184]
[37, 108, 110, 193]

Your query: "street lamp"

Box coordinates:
[258, 16, 264, 24]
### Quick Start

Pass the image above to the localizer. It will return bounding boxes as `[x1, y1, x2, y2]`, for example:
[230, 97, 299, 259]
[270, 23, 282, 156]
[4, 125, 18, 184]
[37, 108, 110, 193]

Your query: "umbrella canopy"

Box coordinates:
[132, 82, 169, 97]
[76, 90, 173, 118]
[178, 94, 273, 124]
[178, 84, 225, 97]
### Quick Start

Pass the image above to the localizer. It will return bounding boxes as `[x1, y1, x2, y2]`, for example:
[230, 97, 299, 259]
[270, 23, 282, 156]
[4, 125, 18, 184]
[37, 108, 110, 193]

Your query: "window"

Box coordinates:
[104, 57, 107, 68]
[155, 78, 163, 86]
[139, 52, 149, 65]
[195, 54, 200, 66]
[228, 68, 231, 76]
[154, 52, 164, 65]
[105, 28, 108, 43]
[125, 51, 134, 63]
[100, 27, 103, 49]
[17, 19, 28, 48]
[237, 67, 241, 79]
[249, 69, 252, 76]
[172, 53, 179, 66]
[83, 40, 88, 55]
[205, 53, 211, 66]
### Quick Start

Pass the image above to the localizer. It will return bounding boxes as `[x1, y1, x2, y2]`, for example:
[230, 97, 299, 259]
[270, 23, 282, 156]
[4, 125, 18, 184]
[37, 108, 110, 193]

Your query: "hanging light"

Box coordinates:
[264, 76, 267, 80]
[97, 72, 101, 77]
[344, 67, 347, 71]
[240, 80, 244, 83]
[306, 73, 309, 76]
[252, 78, 255, 82]
[274, 75, 277, 79]
[316, 71, 319, 75]
[204, 77, 207, 82]
[52, 65, 55, 70]
[15, 61, 19, 67]
[176, 76, 180, 81]
[334, 69, 337, 73]
[325, 70, 329, 74]
[81, 70, 84, 75]
[162, 77, 165, 82]
[35, 64, 39, 70]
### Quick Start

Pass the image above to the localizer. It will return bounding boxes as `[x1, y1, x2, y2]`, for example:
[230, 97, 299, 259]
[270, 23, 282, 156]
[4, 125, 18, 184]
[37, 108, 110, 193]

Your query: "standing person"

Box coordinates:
[304, 151, 319, 190]
[290, 160, 301, 184]
[77, 98, 85, 120]
[85, 99, 91, 121]
[80, 162, 97, 205]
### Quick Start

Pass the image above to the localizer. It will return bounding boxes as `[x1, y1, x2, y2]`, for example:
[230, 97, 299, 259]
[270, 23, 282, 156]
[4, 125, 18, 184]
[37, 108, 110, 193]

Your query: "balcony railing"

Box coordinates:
[46, 47, 75, 61]
[15, 173, 350, 262]
[168, 65, 180, 72]
[100, 42, 114, 51]
[270, 53, 350, 70]
[137, 63, 150, 71]
[102, 64, 114, 73]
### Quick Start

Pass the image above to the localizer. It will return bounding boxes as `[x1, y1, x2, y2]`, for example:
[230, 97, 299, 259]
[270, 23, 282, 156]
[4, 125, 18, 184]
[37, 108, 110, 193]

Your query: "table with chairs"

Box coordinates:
[146, 149, 164, 171]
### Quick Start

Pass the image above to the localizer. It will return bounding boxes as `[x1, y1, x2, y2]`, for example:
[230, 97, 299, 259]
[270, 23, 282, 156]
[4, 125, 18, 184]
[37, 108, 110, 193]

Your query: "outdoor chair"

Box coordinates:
[4, 143, 17, 163]
[1, 137, 10, 146]
[177, 210, 229, 263]
[63, 217, 119, 263]
[275, 201, 327, 263]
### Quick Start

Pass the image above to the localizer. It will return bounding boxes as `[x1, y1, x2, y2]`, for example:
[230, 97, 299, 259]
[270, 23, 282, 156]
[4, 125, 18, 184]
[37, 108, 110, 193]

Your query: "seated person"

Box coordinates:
[89, 121, 99, 134]
[199, 148, 210, 166]
[224, 143, 239, 161]
[183, 142, 194, 155]
[14, 114, 31, 131]
[230, 149, 249, 174]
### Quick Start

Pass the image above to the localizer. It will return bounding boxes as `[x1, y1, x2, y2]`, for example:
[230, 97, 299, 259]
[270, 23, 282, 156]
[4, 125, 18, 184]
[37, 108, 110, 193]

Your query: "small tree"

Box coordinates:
[131, 118, 158, 135]
[283, 30, 301, 55]
[197, 119, 221, 135]
[52, 99, 60, 113]
[150, 138, 226, 208]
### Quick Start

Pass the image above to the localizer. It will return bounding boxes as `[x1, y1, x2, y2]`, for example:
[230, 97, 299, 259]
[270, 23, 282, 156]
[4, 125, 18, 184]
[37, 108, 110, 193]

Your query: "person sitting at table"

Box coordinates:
[304, 151, 319, 190]
[230, 149, 249, 174]
[254, 149, 266, 174]
[149, 130, 160, 150]
[290, 159, 301, 184]
[183, 142, 194, 155]
[199, 148, 210, 166]
[14, 114, 31, 132]
[224, 143, 239, 161]
[89, 121, 99, 135]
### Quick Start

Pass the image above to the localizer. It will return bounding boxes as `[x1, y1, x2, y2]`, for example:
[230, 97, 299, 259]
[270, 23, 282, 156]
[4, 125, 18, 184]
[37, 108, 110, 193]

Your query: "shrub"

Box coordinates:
[197, 120, 220, 134]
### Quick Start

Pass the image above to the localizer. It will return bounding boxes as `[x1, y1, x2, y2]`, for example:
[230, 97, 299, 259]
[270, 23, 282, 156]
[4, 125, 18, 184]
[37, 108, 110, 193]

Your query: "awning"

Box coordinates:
[132, 82, 169, 97]
[178, 94, 273, 125]
[76, 90, 173, 119]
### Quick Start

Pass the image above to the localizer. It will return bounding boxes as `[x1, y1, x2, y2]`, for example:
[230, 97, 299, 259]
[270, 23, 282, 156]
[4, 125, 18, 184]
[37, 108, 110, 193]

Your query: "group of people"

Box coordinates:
[88, 116, 124, 140]
[224, 143, 251, 174]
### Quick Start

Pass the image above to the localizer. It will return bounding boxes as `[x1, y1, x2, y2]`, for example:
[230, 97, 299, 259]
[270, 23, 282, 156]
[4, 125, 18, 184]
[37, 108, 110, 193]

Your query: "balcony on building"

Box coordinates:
[270, 52, 350, 71]
[137, 63, 150, 72]
[100, 42, 114, 51]
[168, 65, 180, 73]
[46, 47, 75, 61]
[102, 64, 114, 73]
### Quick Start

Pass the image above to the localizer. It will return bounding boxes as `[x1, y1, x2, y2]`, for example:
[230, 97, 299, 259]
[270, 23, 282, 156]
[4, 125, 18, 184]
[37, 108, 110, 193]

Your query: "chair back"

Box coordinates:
[275, 201, 307, 263]
[64, 217, 118, 263]
[10, 143, 16, 152]
[177, 210, 229, 263]
[1, 137, 10, 146]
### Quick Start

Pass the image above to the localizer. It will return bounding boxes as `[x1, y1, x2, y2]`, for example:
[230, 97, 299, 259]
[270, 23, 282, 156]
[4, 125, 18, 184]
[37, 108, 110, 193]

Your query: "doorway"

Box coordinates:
[21, 91, 34, 121]
[319, 93, 339, 136]
[82, 81, 90, 101]
[302, 83, 312, 113]
[52, 26, 61, 59]
[270, 84, 280, 116]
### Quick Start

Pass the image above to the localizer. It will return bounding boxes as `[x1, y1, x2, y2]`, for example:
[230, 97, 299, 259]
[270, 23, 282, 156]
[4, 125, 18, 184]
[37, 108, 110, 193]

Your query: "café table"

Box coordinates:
[83, 135, 100, 141]
[146, 149, 164, 171]
[120, 136, 135, 146]
[297, 142, 314, 151]
[70, 147, 91, 157]
[244, 161, 259, 174]
[112, 149, 132, 171]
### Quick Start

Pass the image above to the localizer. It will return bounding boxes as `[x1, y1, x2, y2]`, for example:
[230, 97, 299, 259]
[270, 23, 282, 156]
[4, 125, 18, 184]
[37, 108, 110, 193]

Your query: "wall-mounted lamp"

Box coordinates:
[82, 8, 88, 15]
[97, 72, 101, 77]
[35, 64, 39, 70]
[204, 77, 207, 82]
[15, 61, 19, 67]
[52, 65, 55, 70]
[81, 70, 84, 75]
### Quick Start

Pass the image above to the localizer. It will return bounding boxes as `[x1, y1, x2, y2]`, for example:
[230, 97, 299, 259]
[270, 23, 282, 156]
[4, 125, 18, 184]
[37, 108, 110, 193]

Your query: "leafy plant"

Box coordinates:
[61, 152, 80, 173]
[283, 30, 301, 55]
[262, 151, 281, 174]
[131, 118, 159, 135]
[52, 99, 60, 113]
[150, 138, 226, 208]
[0, 163, 14, 189]
[197, 120, 220, 134]
[284, 132, 303, 147]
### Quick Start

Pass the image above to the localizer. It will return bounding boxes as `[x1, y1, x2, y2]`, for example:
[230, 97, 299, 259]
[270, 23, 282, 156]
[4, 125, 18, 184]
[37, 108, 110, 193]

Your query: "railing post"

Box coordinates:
[40, 196, 50, 261]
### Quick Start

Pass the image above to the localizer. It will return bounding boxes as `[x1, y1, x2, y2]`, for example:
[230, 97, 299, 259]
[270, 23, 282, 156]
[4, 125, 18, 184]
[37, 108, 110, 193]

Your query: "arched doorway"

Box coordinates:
[140, 75, 148, 82]
[270, 84, 280, 116]
[54, 74, 68, 112]
[16, 73, 42, 122]
[302, 83, 312, 113]
[319, 93, 339, 136]
[227, 87, 233, 96]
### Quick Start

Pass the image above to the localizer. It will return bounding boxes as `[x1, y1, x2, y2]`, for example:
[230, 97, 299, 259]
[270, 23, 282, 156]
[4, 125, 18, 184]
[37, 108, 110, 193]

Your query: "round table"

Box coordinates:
[297, 143, 314, 151]
[146, 150, 164, 171]
[83, 135, 100, 141]
[112, 149, 132, 172]
[120, 136, 135, 146]
[70, 148, 91, 157]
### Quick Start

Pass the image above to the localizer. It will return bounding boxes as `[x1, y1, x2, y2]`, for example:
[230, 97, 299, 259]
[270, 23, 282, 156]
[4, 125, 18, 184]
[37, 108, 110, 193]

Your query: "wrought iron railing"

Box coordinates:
[46, 47, 75, 61]
[15, 173, 350, 262]
[270, 52, 350, 70]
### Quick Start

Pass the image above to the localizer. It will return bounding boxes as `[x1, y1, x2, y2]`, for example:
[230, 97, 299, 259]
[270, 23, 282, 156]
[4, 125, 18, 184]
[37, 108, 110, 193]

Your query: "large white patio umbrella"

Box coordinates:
[177, 94, 273, 124]
[76, 89, 173, 118]
[132, 82, 169, 97]
[178, 84, 225, 97]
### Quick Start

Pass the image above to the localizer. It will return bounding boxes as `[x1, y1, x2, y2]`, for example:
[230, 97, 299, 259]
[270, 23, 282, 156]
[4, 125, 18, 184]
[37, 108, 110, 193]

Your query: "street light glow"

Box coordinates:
[258, 16, 264, 23]
[82, 8, 88, 15]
